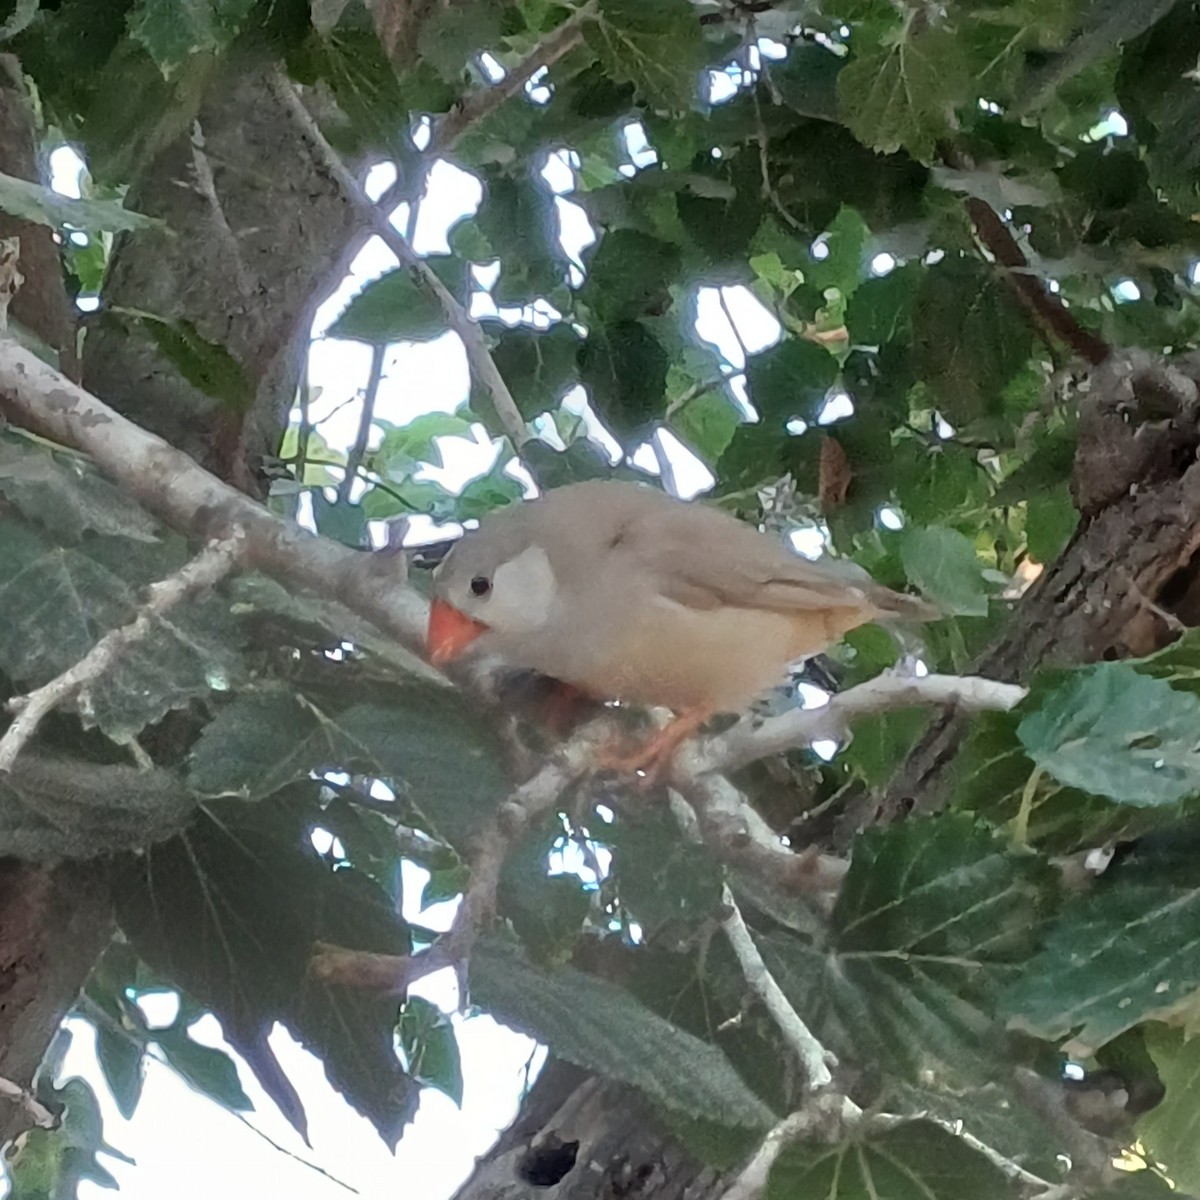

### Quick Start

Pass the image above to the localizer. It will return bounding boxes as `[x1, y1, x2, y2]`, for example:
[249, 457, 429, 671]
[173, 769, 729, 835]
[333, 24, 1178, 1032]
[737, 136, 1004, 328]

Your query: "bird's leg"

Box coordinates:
[595, 708, 713, 788]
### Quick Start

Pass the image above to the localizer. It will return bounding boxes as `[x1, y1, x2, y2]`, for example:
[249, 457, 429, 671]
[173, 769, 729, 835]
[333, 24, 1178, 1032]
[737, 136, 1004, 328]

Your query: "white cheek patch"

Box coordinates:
[492, 545, 558, 629]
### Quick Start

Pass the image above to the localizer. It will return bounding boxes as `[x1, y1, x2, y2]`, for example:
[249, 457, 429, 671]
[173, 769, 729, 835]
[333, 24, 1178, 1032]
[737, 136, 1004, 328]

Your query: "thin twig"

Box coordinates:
[311, 736, 596, 991]
[690, 672, 1029, 775]
[868, 1112, 1055, 1192]
[267, 71, 530, 449]
[720, 1096, 860, 1200]
[338, 343, 385, 505]
[431, 8, 593, 151]
[719, 883, 835, 1088]
[0, 532, 245, 773]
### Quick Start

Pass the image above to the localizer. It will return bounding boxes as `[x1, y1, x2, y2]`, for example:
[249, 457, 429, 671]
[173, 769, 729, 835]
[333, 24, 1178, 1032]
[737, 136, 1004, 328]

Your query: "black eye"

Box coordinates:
[470, 575, 491, 597]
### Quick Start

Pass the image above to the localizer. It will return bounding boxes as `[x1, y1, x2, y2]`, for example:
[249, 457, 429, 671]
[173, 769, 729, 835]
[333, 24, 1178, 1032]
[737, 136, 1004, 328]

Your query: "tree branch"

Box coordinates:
[431, 9, 593, 153]
[938, 145, 1110, 366]
[0, 335, 431, 651]
[338, 342, 385, 505]
[0, 531, 246, 773]
[690, 672, 1029, 775]
[311, 735, 597, 991]
[267, 71, 530, 449]
[718, 883, 835, 1088]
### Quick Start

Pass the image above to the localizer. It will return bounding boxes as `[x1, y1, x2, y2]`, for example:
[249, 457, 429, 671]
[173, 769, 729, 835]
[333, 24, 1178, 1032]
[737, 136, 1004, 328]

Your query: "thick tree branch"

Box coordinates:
[0, 532, 246, 773]
[938, 146, 1110, 366]
[0, 335, 430, 651]
[267, 72, 530, 449]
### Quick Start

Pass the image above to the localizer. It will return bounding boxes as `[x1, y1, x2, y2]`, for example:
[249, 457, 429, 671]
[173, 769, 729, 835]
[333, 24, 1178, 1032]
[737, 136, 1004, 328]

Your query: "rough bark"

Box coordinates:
[0, 56, 79, 377]
[454, 1061, 726, 1200]
[81, 55, 361, 494]
[0, 861, 113, 1146]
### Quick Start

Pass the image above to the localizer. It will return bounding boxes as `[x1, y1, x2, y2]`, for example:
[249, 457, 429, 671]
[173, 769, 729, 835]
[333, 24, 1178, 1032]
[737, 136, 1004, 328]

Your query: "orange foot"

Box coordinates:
[595, 709, 712, 789]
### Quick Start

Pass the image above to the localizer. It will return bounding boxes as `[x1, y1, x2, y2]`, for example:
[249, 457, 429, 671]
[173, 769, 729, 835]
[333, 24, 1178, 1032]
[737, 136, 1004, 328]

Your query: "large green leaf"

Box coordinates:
[0, 435, 162, 544]
[761, 815, 1055, 1087]
[836, 22, 971, 161]
[327, 268, 448, 344]
[768, 1119, 1020, 1200]
[0, 521, 244, 742]
[1018, 663, 1200, 806]
[912, 257, 1033, 423]
[1003, 874, 1200, 1053]
[585, 0, 708, 112]
[112, 797, 419, 1146]
[128, 0, 255, 73]
[188, 689, 510, 850]
[899, 525, 989, 616]
[0, 168, 159, 232]
[579, 229, 680, 323]
[470, 937, 777, 1128]
[577, 319, 669, 436]
[1137, 1024, 1200, 1196]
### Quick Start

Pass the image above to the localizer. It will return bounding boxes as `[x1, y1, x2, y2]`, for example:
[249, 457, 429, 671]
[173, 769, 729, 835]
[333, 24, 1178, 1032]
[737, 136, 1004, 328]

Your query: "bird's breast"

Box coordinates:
[549, 597, 863, 714]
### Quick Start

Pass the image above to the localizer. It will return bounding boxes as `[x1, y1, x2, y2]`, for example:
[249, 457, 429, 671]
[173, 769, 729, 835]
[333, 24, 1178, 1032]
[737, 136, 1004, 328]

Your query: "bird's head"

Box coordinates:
[427, 516, 559, 667]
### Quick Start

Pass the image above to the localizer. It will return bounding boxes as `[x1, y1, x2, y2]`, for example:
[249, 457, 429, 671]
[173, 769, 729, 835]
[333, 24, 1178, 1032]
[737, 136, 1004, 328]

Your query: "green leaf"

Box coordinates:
[579, 229, 681, 323]
[1138, 1025, 1200, 1196]
[0, 434, 161, 544]
[328, 268, 448, 344]
[188, 690, 510, 851]
[670, 389, 741, 462]
[578, 320, 669, 436]
[836, 22, 971, 161]
[94, 1024, 146, 1120]
[608, 807, 724, 934]
[128, 0, 256, 74]
[1003, 878, 1200, 1053]
[4, 1076, 130, 1197]
[470, 936, 776, 1128]
[398, 995, 464, 1106]
[139, 314, 255, 413]
[154, 1024, 253, 1112]
[113, 798, 418, 1146]
[899, 525, 989, 616]
[293, 5, 416, 158]
[772, 41, 844, 122]
[585, 0, 708, 112]
[768, 1119, 1019, 1200]
[1025, 484, 1078, 562]
[417, 0, 504, 81]
[491, 326, 581, 418]
[761, 815, 1055, 1086]
[745, 338, 839, 423]
[0, 521, 244, 742]
[0, 168, 159, 232]
[1018, 663, 1200, 806]
[912, 257, 1033, 424]
[806, 206, 870, 299]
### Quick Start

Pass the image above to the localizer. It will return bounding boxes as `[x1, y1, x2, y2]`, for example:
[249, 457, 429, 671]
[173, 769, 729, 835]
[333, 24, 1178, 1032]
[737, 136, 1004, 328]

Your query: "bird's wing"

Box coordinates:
[613, 492, 933, 619]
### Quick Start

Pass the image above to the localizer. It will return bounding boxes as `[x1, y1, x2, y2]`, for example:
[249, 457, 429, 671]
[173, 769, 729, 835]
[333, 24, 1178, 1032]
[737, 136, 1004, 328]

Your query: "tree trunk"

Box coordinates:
[454, 1061, 729, 1200]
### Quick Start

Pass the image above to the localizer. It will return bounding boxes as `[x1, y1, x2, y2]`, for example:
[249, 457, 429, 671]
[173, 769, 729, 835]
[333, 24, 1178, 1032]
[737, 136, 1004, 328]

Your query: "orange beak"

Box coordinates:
[427, 598, 488, 667]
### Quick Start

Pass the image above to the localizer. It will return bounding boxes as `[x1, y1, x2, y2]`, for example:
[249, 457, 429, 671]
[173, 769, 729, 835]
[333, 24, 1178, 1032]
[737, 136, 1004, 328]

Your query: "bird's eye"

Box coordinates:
[470, 575, 492, 597]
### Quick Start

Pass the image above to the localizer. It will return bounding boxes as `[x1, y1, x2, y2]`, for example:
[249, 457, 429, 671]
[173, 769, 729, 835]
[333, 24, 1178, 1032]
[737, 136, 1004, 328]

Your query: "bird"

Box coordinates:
[426, 479, 937, 779]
